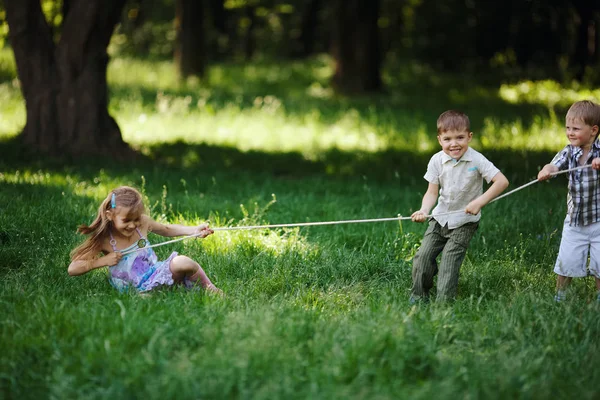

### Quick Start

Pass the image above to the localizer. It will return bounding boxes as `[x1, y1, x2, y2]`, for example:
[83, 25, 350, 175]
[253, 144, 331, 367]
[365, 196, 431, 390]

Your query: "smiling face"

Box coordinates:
[107, 207, 142, 238]
[565, 117, 599, 150]
[437, 129, 473, 160]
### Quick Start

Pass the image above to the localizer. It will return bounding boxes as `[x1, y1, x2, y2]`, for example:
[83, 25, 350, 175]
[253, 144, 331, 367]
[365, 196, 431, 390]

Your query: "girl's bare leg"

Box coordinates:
[170, 255, 222, 293]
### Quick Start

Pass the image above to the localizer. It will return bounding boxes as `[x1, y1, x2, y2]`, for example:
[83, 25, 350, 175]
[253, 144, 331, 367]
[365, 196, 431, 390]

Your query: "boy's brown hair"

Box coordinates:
[566, 100, 600, 127]
[437, 110, 470, 134]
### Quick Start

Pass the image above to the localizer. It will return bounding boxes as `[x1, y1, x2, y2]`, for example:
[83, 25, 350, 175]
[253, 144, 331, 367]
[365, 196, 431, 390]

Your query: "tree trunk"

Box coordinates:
[509, 0, 534, 68]
[243, 5, 256, 61]
[572, 0, 595, 81]
[208, 0, 229, 59]
[331, 0, 382, 94]
[175, 0, 205, 78]
[209, 0, 226, 34]
[5, 0, 127, 156]
[298, 0, 321, 57]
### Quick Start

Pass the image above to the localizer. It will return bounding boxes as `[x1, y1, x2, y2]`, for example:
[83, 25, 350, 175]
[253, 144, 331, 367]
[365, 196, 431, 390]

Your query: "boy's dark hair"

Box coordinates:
[566, 100, 600, 127]
[437, 110, 470, 134]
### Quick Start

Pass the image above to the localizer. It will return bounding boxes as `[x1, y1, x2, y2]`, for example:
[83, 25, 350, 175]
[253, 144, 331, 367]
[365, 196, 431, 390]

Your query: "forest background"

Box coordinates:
[1, 0, 600, 398]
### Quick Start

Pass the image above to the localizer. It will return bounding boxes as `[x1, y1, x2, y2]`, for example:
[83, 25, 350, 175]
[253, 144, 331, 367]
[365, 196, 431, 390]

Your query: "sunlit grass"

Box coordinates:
[479, 111, 566, 150]
[499, 79, 600, 108]
[0, 81, 24, 138]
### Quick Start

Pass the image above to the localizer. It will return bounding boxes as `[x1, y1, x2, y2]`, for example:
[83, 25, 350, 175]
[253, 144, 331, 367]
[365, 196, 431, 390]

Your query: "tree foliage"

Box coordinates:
[1, 0, 599, 155]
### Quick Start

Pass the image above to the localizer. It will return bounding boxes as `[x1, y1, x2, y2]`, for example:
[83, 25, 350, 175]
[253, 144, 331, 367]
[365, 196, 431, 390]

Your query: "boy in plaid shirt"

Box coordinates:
[538, 100, 600, 302]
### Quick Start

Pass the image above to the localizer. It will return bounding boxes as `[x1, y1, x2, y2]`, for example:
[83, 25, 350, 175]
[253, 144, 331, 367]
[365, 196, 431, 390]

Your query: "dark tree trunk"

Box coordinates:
[209, 0, 226, 34]
[474, 2, 512, 62]
[175, 0, 205, 78]
[298, 0, 321, 57]
[5, 0, 127, 156]
[208, 0, 229, 59]
[596, 17, 600, 64]
[510, 0, 534, 68]
[62, 0, 71, 19]
[243, 6, 256, 60]
[572, 0, 596, 81]
[331, 0, 382, 94]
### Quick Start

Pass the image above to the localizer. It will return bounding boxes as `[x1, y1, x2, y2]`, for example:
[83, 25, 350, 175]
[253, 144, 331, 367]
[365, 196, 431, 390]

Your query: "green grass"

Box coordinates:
[2, 49, 600, 399]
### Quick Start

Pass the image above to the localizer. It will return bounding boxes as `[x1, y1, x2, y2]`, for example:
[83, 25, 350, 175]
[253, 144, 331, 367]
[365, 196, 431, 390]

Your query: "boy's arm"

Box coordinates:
[465, 172, 509, 215]
[411, 183, 439, 222]
[537, 164, 559, 181]
[539, 146, 570, 180]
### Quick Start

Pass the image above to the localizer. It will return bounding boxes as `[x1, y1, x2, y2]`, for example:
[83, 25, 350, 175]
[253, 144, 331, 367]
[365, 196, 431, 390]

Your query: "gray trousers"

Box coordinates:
[411, 219, 479, 301]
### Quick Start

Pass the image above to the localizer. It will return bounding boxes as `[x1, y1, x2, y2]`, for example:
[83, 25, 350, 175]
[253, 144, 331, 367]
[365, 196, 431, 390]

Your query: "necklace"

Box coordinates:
[137, 238, 147, 248]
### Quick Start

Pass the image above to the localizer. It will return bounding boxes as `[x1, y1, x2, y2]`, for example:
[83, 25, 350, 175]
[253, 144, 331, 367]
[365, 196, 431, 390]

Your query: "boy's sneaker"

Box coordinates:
[554, 290, 567, 303]
[409, 295, 429, 305]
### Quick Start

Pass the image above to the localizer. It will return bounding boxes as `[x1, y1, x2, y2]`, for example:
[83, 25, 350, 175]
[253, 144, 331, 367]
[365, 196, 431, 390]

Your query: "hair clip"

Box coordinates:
[111, 193, 116, 209]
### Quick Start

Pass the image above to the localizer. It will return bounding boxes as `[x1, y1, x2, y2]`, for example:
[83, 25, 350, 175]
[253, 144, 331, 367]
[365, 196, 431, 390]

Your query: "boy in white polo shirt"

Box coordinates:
[410, 110, 509, 303]
[537, 100, 600, 302]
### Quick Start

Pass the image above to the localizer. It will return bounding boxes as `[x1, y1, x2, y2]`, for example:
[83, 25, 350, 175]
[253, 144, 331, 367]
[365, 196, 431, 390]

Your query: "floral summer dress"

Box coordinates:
[108, 228, 178, 293]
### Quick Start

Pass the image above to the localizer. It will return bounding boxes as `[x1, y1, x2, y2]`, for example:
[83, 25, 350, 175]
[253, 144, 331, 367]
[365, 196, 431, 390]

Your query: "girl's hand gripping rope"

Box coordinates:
[194, 223, 214, 239]
[103, 251, 123, 266]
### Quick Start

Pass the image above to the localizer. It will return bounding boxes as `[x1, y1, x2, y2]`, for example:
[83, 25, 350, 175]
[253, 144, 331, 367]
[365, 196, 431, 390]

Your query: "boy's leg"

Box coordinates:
[555, 275, 573, 290]
[411, 220, 446, 300]
[586, 221, 600, 302]
[554, 219, 590, 301]
[554, 275, 572, 302]
[436, 222, 479, 301]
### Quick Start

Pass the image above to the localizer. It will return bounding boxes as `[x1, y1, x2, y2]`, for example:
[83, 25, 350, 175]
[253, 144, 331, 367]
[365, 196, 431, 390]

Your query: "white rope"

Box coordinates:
[488, 164, 588, 204]
[121, 164, 590, 255]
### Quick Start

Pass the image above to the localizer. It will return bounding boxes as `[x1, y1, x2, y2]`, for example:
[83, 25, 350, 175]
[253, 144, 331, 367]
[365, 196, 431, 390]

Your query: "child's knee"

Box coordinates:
[171, 255, 198, 272]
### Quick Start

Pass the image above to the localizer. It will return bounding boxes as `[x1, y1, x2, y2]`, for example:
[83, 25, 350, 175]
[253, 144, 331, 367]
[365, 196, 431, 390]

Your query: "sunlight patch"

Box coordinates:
[499, 80, 600, 108]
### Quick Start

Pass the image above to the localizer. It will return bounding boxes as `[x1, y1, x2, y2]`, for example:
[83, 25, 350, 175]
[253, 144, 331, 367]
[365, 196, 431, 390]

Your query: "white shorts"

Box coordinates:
[554, 217, 600, 278]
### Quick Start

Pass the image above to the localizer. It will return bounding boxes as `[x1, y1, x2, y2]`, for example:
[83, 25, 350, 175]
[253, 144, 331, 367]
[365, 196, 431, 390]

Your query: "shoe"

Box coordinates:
[554, 291, 566, 302]
[409, 295, 429, 305]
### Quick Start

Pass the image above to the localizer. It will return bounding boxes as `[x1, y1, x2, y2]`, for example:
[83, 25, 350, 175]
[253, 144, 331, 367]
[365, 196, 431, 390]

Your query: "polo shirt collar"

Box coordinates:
[441, 147, 474, 164]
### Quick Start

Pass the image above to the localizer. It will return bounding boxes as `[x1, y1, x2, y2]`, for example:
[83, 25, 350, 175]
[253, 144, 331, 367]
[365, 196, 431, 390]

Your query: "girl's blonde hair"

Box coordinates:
[70, 186, 145, 261]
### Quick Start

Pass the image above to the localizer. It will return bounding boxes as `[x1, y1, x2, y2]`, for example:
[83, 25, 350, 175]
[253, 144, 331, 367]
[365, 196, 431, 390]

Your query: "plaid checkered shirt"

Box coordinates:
[551, 140, 600, 226]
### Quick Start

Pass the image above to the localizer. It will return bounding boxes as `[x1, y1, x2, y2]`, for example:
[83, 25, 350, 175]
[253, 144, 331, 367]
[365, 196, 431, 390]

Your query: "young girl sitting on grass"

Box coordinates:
[68, 186, 222, 295]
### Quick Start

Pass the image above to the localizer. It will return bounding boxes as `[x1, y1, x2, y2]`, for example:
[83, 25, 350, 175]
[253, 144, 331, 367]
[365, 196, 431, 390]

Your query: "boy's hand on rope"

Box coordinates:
[538, 164, 559, 181]
[465, 200, 483, 215]
[411, 210, 428, 223]
[592, 157, 600, 170]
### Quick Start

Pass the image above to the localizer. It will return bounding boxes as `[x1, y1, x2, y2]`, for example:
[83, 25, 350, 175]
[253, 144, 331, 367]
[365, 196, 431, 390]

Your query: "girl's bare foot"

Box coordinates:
[206, 284, 224, 297]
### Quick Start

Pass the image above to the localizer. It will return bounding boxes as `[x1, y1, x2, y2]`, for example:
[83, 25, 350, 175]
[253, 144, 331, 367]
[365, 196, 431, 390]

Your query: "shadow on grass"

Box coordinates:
[0, 135, 558, 185]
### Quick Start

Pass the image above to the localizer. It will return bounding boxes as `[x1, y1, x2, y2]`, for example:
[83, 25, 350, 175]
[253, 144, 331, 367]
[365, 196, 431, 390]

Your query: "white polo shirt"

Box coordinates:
[424, 147, 500, 229]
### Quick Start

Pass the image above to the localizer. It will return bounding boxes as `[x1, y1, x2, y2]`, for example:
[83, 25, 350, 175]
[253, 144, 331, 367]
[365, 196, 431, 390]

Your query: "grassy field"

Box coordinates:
[1, 49, 600, 399]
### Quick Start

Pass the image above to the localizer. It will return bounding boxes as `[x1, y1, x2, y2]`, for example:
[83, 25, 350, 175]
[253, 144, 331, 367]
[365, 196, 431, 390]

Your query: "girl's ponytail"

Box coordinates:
[70, 187, 144, 261]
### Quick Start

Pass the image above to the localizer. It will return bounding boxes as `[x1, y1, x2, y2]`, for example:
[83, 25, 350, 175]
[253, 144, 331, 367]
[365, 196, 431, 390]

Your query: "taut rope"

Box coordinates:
[121, 165, 588, 255]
